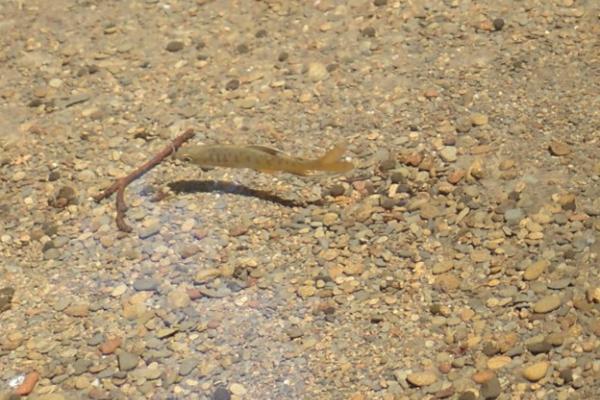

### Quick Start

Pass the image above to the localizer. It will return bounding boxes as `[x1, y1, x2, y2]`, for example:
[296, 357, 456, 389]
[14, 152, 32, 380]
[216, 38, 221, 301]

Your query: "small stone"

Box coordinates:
[133, 366, 163, 380]
[225, 79, 240, 91]
[533, 295, 561, 313]
[587, 286, 600, 303]
[0, 287, 15, 313]
[523, 259, 549, 281]
[118, 352, 140, 371]
[549, 140, 571, 156]
[471, 113, 488, 126]
[407, 371, 437, 387]
[487, 356, 511, 370]
[236, 43, 249, 54]
[194, 268, 221, 283]
[74, 375, 90, 390]
[14, 371, 40, 396]
[526, 340, 552, 355]
[133, 278, 159, 291]
[156, 327, 178, 338]
[99, 337, 122, 355]
[65, 303, 89, 317]
[504, 208, 523, 225]
[374, 0, 387, 6]
[179, 244, 200, 259]
[432, 261, 454, 275]
[328, 184, 345, 197]
[472, 370, 495, 384]
[493, 18, 505, 31]
[297, 285, 316, 298]
[361, 26, 376, 38]
[167, 288, 191, 309]
[499, 159, 515, 170]
[522, 361, 549, 382]
[49, 78, 63, 88]
[447, 169, 465, 184]
[111, 284, 128, 297]
[179, 358, 199, 376]
[307, 62, 328, 81]
[286, 326, 304, 339]
[435, 273, 460, 292]
[480, 375, 501, 399]
[423, 88, 438, 98]
[212, 387, 231, 400]
[139, 223, 160, 239]
[166, 40, 184, 52]
[439, 146, 457, 162]
[229, 383, 247, 396]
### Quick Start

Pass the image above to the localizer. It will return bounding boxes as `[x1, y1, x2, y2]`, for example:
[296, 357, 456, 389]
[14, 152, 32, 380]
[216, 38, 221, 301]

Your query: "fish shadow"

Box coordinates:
[168, 180, 323, 208]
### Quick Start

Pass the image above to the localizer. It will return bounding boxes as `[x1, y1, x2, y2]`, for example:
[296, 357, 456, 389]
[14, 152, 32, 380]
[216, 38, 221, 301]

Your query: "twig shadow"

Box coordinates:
[168, 180, 323, 208]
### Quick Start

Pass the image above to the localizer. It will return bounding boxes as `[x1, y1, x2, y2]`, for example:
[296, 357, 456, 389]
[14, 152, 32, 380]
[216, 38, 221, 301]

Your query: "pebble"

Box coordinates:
[480, 375, 501, 399]
[133, 278, 159, 291]
[533, 295, 561, 313]
[549, 140, 571, 156]
[493, 18, 505, 31]
[504, 208, 523, 225]
[166, 40, 184, 52]
[179, 358, 199, 376]
[439, 146, 457, 162]
[194, 268, 221, 283]
[432, 261, 454, 275]
[487, 356, 511, 370]
[0, 287, 14, 313]
[229, 383, 247, 396]
[139, 223, 161, 239]
[212, 387, 231, 400]
[406, 371, 437, 387]
[14, 371, 40, 396]
[297, 285, 316, 298]
[522, 361, 549, 382]
[118, 352, 140, 371]
[471, 113, 489, 126]
[523, 259, 549, 281]
[167, 288, 191, 308]
[526, 340, 552, 355]
[64, 303, 89, 317]
[472, 370, 495, 384]
[99, 337, 122, 355]
[307, 62, 329, 81]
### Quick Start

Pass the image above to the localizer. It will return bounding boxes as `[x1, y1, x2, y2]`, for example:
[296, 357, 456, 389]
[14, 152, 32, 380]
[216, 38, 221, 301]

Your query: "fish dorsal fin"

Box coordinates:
[245, 145, 285, 156]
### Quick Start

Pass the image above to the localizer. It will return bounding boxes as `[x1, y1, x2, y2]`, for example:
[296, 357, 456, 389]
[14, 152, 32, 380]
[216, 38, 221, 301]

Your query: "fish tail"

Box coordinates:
[307, 141, 354, 174]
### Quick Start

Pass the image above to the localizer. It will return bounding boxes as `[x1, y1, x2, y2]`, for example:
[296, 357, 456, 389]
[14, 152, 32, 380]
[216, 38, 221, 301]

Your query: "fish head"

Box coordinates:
[174, 147, 196, 162]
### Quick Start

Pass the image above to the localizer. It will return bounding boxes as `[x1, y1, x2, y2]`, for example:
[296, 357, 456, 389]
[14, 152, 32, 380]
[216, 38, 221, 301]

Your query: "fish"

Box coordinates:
[175, 141, 354, 176]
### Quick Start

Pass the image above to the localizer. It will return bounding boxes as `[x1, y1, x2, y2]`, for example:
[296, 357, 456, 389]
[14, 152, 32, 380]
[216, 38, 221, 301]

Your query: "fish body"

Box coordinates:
[176, 142, 353, 176]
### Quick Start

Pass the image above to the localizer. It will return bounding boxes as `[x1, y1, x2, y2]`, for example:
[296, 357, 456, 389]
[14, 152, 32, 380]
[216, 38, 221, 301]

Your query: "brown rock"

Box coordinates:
[523, 259, 549, 281]
[549, 140, 571, 156]
[65, 303, 89, 317]
[448, 169, 465, 184]
[522, 361, 549, 382]
[406, 152, 423, 167]
[15, 371, 40, 395]
[435, 273, 460, 292]
[407, 371, 438, 386]
[533, 295, 561, 313]
[472, 369, 495, 384]
[99, 337, 122, 355]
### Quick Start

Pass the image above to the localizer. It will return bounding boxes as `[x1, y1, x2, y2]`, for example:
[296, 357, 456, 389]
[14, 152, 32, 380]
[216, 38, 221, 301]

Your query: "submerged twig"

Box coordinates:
[93, 128, 195, 232]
